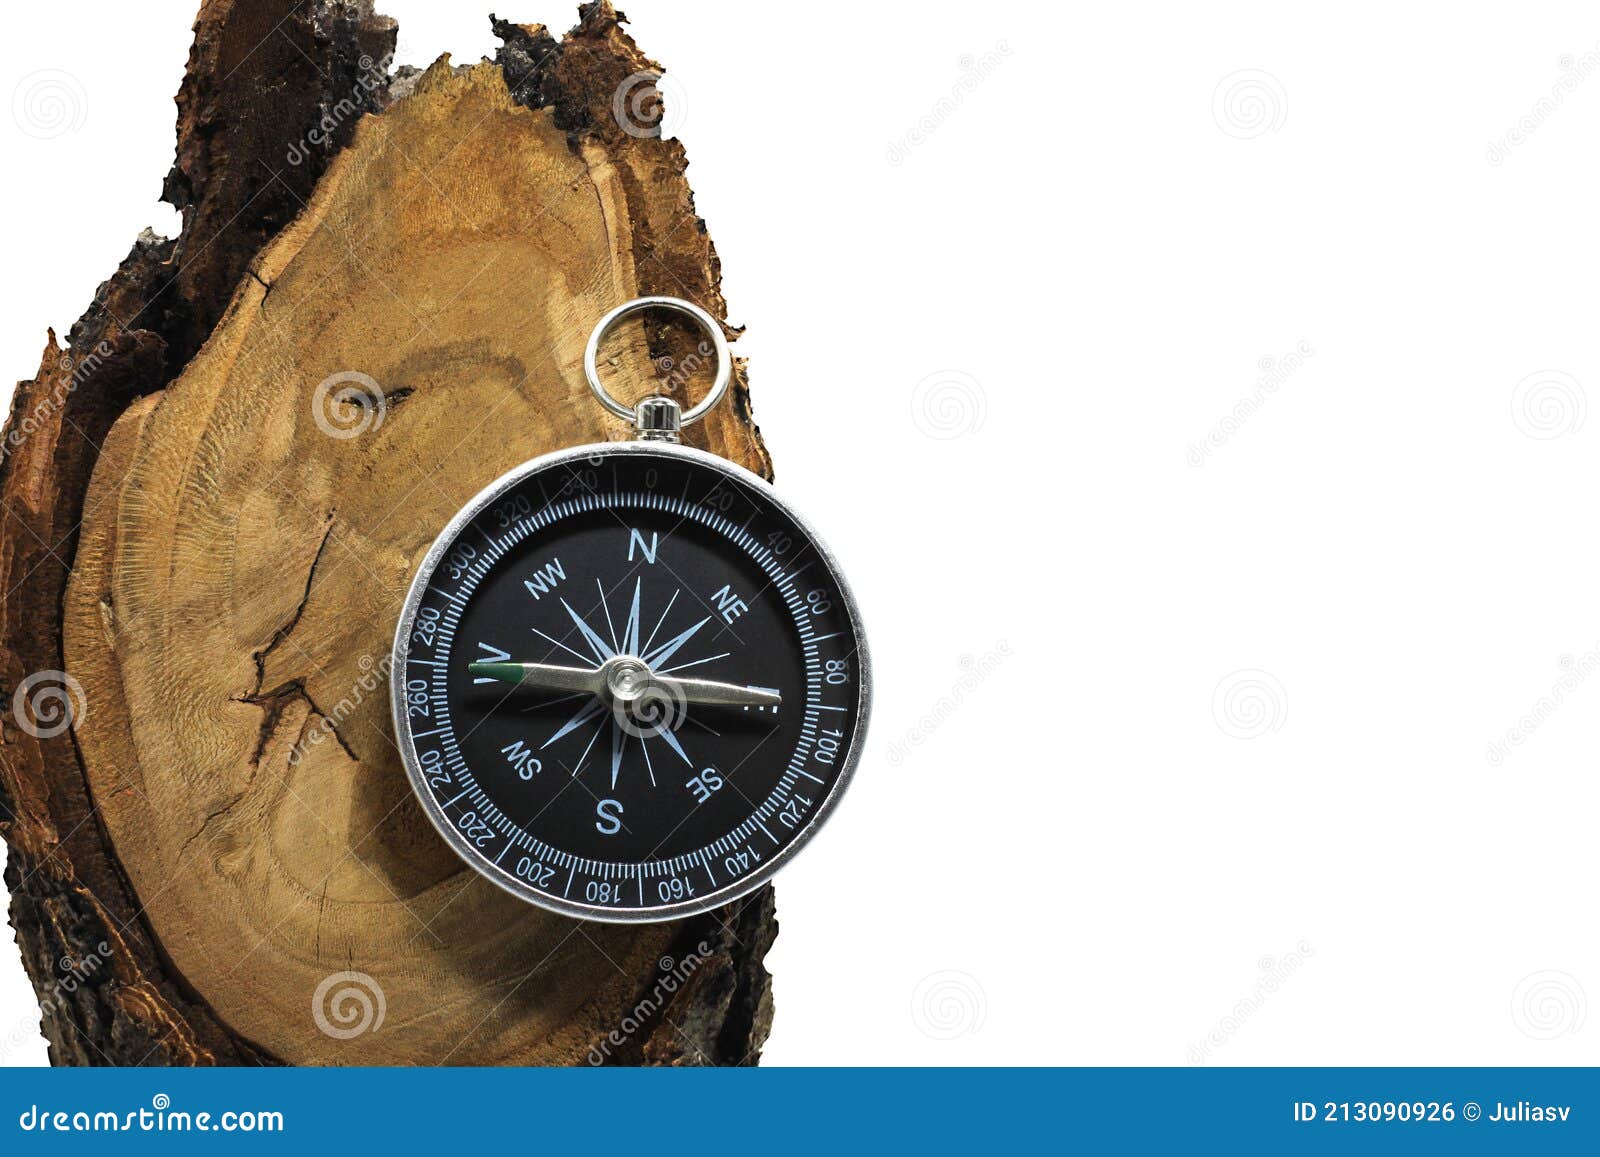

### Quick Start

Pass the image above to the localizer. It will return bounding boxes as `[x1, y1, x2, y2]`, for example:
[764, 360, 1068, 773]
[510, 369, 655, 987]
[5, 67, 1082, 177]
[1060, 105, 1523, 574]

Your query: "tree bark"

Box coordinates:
[0, 0, 776, 1066]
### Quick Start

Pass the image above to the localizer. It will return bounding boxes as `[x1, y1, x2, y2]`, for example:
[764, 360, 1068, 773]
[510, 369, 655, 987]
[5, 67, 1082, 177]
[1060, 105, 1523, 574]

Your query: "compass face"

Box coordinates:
[392, 443, 869, 921]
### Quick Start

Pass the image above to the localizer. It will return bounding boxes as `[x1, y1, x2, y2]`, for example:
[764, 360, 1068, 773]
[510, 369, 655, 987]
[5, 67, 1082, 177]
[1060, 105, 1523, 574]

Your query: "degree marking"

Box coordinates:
[420, 472, 857, 901]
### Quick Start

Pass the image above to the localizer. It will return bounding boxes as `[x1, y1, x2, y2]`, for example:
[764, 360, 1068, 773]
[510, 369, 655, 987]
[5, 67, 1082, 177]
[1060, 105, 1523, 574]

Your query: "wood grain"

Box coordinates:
[0, 1, 776, 1066]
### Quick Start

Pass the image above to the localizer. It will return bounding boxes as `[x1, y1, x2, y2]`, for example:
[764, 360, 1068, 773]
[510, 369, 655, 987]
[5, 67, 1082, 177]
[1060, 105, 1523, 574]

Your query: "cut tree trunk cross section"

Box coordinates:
[0, 1, 778, 1066]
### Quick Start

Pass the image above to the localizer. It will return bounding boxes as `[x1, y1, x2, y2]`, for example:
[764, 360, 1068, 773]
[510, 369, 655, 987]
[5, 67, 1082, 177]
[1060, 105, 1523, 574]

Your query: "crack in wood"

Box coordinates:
[2, 1, 778, 1067]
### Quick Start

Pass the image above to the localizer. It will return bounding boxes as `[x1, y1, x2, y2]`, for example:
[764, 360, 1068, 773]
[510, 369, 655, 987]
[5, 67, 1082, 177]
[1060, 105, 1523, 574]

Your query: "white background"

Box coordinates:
[2, 1, 1597, 1066]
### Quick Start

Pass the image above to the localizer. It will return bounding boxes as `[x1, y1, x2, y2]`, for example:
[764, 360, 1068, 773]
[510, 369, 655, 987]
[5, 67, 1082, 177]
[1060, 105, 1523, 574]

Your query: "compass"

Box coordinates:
[391, 298, 869, 921]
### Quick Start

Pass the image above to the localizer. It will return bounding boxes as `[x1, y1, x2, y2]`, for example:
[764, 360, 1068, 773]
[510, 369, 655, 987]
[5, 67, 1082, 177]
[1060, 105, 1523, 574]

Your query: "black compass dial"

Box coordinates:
[393, 445, 868, 921]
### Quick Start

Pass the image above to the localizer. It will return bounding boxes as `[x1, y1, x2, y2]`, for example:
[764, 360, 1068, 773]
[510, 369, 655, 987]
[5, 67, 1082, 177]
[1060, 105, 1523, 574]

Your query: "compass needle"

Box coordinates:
[648, 673, 781, 709]
[393, 296, 867, 920]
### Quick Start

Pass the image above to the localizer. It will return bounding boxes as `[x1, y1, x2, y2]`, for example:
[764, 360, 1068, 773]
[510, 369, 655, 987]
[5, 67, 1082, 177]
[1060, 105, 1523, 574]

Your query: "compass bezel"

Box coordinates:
[390, 440, 871, 923]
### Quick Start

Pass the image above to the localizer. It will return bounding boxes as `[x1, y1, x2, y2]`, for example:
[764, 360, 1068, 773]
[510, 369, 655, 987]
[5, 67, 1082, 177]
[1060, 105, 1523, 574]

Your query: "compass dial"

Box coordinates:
[392, 443, 869, 921]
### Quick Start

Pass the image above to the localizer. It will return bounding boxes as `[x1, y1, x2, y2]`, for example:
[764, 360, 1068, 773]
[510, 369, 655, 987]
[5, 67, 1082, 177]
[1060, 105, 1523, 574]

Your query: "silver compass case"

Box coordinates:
[389, 298, 870, 923]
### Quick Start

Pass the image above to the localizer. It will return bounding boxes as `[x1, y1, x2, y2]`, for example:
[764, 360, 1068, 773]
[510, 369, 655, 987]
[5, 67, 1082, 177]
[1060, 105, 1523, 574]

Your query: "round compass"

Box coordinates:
[391, 440, 869, 921]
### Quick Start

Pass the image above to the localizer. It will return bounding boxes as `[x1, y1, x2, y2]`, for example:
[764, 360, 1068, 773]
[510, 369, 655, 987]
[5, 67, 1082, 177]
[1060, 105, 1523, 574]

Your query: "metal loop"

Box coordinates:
[583, 296, 731, 427]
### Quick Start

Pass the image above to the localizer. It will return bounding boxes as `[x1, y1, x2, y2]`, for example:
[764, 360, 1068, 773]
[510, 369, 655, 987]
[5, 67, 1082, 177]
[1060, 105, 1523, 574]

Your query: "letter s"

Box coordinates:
[595, 799, 623, 835]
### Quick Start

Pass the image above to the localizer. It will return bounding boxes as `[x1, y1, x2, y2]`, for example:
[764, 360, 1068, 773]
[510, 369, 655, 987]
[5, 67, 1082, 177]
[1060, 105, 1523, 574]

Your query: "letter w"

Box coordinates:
[524, 558, 566, 599]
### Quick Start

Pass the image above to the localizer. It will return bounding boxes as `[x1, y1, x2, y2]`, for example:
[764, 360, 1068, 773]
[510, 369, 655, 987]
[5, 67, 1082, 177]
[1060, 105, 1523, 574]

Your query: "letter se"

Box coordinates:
[686, 767, 724, 804]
